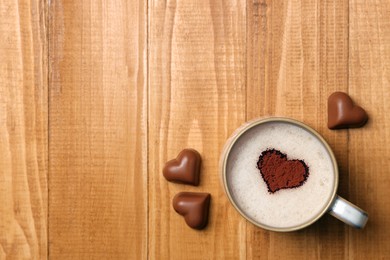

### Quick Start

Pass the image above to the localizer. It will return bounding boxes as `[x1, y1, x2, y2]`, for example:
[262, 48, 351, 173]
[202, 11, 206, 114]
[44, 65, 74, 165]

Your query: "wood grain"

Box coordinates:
[0, 0, 389, 259]
[0, 0, 48, 259]
[48, 0, 147, 258]
[349, 0, 390, 258]
[148, 0, 247, 259]
[247, 0, 350, 258]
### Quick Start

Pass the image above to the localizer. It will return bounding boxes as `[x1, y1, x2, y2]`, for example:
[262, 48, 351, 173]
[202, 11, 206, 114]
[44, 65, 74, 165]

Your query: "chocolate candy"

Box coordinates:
[328, 92, 368, 129]
[172, 192, 211, 230]
[163, 149, 201, 186]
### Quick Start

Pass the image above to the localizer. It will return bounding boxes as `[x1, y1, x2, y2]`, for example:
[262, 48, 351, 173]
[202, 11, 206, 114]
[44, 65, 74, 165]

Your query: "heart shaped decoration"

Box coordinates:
[328, 92, 368, 129]
[163, 149, 201, 186]
[257, 149, 309, 193]
[172, 192, 211, 229]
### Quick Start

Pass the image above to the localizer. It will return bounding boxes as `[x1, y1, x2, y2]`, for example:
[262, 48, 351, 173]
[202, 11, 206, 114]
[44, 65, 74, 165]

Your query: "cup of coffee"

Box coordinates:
[220, 117, 368, 231]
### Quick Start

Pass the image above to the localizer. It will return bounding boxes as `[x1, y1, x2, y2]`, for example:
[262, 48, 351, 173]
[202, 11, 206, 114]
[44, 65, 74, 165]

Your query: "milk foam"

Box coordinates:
[226, 121, 335, 229]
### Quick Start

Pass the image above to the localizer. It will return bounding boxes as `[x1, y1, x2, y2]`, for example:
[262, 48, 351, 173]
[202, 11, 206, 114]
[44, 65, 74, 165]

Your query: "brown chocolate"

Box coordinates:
[172, 192, 211, 230]
[163, 149, 201, 186]
[257, 149, 309, 193]
[328, 92, 368, 129]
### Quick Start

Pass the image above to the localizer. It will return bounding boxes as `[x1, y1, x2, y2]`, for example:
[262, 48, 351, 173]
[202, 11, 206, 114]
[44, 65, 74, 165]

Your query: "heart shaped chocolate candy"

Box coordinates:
[163, 149, 201, 186]
[172, 192, 211, 230]
[257, 149, 309, 193]
[328, 92, 368, 129]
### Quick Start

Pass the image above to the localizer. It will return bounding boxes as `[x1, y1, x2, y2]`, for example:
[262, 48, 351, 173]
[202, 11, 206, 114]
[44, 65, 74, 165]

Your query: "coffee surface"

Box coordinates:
[226, 121, 335, 229]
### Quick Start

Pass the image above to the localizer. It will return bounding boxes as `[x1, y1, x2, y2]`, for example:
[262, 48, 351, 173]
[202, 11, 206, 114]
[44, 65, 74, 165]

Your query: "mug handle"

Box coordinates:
[328, 195, 368, 228]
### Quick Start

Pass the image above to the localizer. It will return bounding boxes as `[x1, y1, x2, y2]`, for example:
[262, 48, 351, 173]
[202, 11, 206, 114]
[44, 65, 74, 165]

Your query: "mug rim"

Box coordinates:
[220, 117, 339, 232]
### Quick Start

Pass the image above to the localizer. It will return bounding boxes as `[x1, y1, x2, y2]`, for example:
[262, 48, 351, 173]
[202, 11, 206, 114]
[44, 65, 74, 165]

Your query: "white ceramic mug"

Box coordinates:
[220, 117, 368, 231]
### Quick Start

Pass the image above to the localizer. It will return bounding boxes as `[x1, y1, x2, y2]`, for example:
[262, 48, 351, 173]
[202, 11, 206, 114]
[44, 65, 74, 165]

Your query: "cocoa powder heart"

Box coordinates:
[172, 192, 211, 230]
[257, 149, 309, 193]
[328, 92, 368, 129]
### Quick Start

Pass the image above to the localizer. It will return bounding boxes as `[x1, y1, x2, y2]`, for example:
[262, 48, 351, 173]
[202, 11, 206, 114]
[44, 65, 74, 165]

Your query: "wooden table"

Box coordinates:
[1, 0, 389, 259]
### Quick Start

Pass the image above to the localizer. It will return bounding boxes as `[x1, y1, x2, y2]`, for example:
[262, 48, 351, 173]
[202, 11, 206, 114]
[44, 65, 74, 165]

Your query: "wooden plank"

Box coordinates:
[349, 0, 390, 258]
[246, 0, 349, 258]
[0, 0, 48, 259]
[48, 0, 147, 258]
[148, 0, 247, 258]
